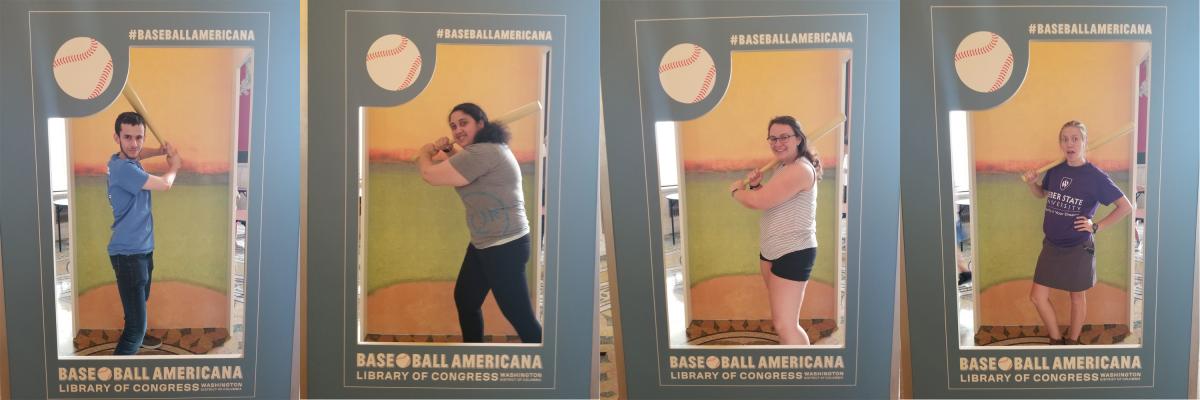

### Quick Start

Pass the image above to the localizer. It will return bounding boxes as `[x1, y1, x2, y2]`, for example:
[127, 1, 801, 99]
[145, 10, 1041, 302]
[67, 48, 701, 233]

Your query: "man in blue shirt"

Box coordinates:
[107, 111, 180, 355]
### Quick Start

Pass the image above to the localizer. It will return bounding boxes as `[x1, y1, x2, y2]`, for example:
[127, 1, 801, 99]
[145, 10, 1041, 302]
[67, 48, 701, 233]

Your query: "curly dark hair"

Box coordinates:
[450, 102, 511, 144]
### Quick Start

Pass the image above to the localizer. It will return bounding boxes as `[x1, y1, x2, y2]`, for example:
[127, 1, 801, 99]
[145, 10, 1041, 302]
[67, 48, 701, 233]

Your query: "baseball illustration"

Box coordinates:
[396, 353, 411, 368]
[658, 43, 717, 104]
[705, 355, 720, 369]
[954, 31, 1014, 93]
[365, 34, 423, 92]
[52, 37, 114, 100]
[997, 357, 1012, 371]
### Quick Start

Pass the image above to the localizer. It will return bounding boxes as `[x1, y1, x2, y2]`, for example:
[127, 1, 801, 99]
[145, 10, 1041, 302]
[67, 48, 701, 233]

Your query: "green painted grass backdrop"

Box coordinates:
[74, 174, 231, 295]
[683, 170, 839, 287]
[364, 163, 537, 294]
[974, 172, 1132, 292]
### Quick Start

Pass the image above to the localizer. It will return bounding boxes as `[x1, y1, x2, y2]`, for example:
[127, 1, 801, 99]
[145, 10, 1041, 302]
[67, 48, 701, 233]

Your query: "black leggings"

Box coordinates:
[454, 234, 542, 343]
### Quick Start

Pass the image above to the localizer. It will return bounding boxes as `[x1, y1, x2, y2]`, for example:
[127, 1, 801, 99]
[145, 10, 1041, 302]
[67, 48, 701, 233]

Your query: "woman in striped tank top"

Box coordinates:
[728, 116, 821, 345]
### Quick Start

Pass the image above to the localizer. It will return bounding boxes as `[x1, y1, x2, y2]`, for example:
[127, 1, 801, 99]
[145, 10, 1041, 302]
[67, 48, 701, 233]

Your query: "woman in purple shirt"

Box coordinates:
[1021, 120, 1132, 345]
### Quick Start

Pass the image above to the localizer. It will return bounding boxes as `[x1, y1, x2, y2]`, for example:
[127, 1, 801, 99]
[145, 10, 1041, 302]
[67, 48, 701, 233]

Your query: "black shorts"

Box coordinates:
[760, 247, 817, 282]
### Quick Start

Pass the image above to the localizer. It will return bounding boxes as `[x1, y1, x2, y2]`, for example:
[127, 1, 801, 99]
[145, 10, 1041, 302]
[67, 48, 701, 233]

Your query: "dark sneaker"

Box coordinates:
[141, 335, 163, 349]
[1047, 337, 1064, 345]
[957, 271, 973, 286]
[1064, 338, 1080, 345]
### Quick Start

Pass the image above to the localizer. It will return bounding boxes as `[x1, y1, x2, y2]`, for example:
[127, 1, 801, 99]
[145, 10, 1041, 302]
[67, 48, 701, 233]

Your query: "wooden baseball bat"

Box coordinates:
[413, 101, 544, 161]
[1020, 123, 1134, 183]
[121, 86, 165, 145]
[738, 114, 847, 188]
[120, 86, 166, 145]
[492, 101, 543, 126]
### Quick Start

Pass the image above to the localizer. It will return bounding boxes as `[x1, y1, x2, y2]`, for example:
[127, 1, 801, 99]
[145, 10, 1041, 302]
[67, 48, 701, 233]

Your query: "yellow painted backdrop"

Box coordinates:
[678, 49, 850, 322]
[363, 45, 547, 338]
[68, 47, 248, 331]
[970, 42, 1148, 328]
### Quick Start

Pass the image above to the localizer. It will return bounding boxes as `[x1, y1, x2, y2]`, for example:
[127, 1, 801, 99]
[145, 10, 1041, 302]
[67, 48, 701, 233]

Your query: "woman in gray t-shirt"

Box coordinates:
[415, 102, 541, 343]
[729, 116, 821, 346]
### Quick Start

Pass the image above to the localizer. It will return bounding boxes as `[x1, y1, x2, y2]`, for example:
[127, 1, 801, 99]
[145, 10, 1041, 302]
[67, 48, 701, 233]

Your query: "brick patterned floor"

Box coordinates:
[974, 324, 1130, 346]
[363, 334, 522, 343]
[74, 328, 230, 355]
[686, 319, 838, 345]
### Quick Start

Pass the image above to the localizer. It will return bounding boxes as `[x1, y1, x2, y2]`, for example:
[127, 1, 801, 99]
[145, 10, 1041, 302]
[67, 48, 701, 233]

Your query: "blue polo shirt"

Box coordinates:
[107, 154, 154, 255]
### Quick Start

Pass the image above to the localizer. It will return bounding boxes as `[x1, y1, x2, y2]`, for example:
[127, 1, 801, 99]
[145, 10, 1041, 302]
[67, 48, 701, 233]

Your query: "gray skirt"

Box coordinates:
[1033, 238, 1096, 292]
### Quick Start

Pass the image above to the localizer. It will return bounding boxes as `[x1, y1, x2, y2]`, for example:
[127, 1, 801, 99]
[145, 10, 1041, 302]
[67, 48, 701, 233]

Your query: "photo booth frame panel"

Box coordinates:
[950, 41, 1150, 348]
[0, 2, 302, 398]
[305, 1, 599, 398]
[355, 43, 550, 344]
[900, 2, 1198, 398]
[51, 46, 253, 358]
[653, 48, 853, 349]
[601, 1, 899, 398]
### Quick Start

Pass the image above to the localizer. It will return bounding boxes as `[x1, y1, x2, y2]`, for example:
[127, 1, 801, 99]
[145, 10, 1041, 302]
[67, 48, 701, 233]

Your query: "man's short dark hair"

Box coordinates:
[114, 112, 145, 135]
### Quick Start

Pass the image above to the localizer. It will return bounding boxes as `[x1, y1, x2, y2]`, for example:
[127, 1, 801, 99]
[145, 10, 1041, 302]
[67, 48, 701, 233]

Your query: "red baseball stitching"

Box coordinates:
[988, 53, 1014, 92]
[52, 38, 99, 68]
[87, 59, 113, 99]
[953, 33, 1000, 61]
[692, 65, 716, 103]
[365, 36, 410, 62]
[658, 45, 703, 74]
[398, 55, 421, 90]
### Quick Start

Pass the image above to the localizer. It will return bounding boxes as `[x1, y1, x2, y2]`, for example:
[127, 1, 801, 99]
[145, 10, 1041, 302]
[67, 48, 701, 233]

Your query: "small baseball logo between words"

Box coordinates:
[1060, 177, 1072, 191]
[658, 43, 717, 104]
[953, 31, 1014, 93]
[366, 34, 422, 92]
[53, 37, 114, 100]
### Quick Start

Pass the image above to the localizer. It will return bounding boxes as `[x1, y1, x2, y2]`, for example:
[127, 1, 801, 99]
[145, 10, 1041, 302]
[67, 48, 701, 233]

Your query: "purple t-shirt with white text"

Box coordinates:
[1040, 162, 1124, 247]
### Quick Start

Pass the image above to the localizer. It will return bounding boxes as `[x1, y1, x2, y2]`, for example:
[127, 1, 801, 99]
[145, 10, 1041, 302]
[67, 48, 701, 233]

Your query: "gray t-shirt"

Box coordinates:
[448, 142, 531, 248]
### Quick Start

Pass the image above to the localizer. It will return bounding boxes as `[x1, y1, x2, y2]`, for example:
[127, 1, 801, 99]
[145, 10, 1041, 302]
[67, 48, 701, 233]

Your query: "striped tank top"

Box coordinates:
[759, 159, 818, 260]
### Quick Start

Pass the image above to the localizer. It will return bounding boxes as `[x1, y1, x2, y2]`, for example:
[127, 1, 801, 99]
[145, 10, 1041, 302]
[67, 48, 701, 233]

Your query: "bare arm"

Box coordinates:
[417, 143, 469, 187]
[137, 141, 170, 160]
[1022, 170, 1046, 199]
[730, 162, 813, 210]
[142, 145, 181, 191]
[1074, 196, 1133, 233]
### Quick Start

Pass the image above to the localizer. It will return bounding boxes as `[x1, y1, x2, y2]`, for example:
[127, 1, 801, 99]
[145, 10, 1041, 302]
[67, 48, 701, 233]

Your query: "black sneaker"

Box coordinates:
[141, 335, 163, 350]
[957, 271, 972, 286]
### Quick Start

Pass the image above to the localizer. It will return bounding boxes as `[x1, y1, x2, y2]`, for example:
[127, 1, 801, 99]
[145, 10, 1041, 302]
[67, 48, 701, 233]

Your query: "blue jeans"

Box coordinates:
[109, 252, 153, 355]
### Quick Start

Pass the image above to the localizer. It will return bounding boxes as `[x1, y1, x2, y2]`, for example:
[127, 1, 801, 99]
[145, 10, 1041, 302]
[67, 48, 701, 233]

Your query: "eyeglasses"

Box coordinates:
[766, 134, 794, 144]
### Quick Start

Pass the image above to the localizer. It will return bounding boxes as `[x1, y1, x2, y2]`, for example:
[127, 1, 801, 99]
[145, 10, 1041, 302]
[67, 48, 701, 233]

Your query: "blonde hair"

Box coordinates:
[1059, 120, 1088, 141]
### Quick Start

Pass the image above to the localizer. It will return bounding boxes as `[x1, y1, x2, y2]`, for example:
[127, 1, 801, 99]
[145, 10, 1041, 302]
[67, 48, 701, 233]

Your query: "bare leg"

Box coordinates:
[1029, 283, 1061, 341]
[763, 261, 811, 346]
[759, 259, 773, 288]
[1067, 291, 1087, 342]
